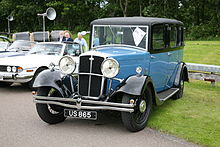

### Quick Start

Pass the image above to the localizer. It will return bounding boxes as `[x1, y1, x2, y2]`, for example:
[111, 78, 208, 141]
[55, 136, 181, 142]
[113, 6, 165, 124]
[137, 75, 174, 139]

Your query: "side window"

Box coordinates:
[170, 26, 177, 48]
[177, 26, 184, 46]
[152, 25, 165, 49]
[64, 44, 81, 56]
[180, 27, 184, 45]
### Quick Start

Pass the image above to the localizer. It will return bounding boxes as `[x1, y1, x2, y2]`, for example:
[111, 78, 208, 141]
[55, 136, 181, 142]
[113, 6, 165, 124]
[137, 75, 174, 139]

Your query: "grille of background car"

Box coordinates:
[0, 66, 19, 72]
[0, 66, 8, 72]
[78, 55, 106, 98]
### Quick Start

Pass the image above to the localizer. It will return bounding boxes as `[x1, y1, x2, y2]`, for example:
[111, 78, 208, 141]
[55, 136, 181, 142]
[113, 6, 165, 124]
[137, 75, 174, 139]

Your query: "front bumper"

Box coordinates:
[33, 95, 135, 113]
[0, 72, 34, 83]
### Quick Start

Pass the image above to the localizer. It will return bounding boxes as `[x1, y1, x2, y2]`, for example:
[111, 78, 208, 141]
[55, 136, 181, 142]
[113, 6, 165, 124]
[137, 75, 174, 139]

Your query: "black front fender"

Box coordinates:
[33, 69, 63, 95]
[116, 75, 153, 96]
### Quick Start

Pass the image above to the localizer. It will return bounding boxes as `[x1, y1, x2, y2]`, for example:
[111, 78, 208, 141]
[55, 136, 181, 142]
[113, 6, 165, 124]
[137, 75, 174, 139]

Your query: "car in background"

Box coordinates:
[33, 17, 188, 132]
[0, 40, 36, 58]
[0, 42, 83, 88]
[0, 36, 12, 51]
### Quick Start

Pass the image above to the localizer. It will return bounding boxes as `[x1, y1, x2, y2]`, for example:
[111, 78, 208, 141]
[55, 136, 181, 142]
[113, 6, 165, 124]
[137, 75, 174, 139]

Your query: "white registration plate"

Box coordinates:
[0, 76, 3, 80]
[64, 109, 97, 120]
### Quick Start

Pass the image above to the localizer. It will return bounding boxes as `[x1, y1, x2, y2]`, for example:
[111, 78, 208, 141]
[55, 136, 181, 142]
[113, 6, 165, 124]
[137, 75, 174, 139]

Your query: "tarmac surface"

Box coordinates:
[0, 84, 200, 147]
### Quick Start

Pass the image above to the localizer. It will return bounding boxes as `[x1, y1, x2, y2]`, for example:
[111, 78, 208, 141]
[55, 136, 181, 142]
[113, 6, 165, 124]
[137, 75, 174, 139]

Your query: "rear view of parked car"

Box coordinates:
[33, 17, 188, 132]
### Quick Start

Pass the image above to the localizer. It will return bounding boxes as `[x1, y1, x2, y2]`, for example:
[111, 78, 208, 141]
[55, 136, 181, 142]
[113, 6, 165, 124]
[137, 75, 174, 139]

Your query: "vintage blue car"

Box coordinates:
[33, 17, 188, 132]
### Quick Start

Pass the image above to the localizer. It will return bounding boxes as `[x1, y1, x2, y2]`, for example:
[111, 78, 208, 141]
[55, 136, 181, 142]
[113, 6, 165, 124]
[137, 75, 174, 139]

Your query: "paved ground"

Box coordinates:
[0, 84, 200, 147]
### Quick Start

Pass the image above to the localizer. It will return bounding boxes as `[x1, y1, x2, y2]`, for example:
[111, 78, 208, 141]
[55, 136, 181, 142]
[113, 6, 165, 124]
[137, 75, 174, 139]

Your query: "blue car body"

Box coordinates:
[33, 17, 188, 132]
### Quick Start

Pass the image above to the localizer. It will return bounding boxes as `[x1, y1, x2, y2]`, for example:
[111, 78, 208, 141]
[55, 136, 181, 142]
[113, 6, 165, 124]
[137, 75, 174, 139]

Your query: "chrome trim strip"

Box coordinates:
[70, 76, 74, 93]
[112, 77, 124, 83]
[78, 73, 123, 82]
[33, 95, 134, 108]
[87, 55, 93, 96]
[80, 51, 108, 58]
[82, 96, 99, 100]
[161, 88, 179, 101]
[108, 79, 113, 94]
[94, 44, 146, 51]
[79, 72, 103, 77]
[34, 100, 134, 112]
[99, 77, 105, 97]
[0, 74, 33, 80]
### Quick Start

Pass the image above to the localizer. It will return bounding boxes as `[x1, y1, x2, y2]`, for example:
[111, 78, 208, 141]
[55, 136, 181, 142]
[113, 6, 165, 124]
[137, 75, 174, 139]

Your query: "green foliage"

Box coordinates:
[186, 25, 220, 40]
[0, 0, 219, 40]
[148, 80, 220, 147]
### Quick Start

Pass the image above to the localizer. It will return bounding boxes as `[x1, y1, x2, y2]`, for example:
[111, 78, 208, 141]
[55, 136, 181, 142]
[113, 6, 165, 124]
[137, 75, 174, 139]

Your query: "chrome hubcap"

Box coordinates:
[139, 100, 146, 113]
[180, 80, 184, 88]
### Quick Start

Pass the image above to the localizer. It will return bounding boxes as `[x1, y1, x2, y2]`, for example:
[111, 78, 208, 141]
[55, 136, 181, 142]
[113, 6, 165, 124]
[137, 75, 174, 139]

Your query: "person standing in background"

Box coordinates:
[74, 32, 88, 51]
[63, 31, 73, 42]
[59, 31, 65, 42]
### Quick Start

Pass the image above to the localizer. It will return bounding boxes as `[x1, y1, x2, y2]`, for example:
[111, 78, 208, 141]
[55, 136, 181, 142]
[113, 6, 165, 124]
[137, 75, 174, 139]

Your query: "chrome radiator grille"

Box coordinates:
[78, 55, 106, 99]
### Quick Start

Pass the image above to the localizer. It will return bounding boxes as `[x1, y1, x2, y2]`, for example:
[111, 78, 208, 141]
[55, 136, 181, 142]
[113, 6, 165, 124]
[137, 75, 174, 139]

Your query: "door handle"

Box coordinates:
[150, 55, 156, 59]
[168, 52, 173, 56]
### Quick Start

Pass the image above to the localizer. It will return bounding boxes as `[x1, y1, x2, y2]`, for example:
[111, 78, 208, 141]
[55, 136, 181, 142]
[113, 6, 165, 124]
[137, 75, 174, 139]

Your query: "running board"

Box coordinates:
[157, 88, 179, 101]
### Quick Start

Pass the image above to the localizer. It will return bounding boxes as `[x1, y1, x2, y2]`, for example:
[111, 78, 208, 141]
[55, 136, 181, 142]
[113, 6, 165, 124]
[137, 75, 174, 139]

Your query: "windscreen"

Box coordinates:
[0, 42, 9, 50]
[92, 25, 148, 49]
[29, 44, 63, 55]
[8, 41, 35, 51]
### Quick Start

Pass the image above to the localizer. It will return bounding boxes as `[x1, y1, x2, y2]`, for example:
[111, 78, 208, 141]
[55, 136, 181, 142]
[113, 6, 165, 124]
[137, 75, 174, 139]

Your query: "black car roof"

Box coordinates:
[91, 17, 183, 26]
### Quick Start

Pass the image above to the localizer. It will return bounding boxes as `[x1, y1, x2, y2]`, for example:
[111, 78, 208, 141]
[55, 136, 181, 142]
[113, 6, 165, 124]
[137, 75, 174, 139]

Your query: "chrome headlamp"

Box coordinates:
[59, 56, 76, 74]
[101, 58, 120, 78]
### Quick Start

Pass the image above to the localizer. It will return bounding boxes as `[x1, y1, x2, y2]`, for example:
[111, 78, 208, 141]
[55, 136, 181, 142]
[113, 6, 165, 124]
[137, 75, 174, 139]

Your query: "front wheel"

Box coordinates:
[121, 86, 152, 132]
[36, 87, 66, 124]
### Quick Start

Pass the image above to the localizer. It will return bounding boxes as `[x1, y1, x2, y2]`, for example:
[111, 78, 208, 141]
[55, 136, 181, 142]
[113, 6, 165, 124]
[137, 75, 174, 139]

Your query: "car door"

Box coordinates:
[149, 24, 169, 92]
[166, 26, 184, 88]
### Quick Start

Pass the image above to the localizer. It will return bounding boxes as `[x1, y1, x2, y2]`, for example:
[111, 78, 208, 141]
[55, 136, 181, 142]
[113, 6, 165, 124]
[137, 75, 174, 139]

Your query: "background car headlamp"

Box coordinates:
[7, 66, 11, 72]
[59, 56, 76, 74]
[12, 66, 17, 73]
[101, 58, 119, 78]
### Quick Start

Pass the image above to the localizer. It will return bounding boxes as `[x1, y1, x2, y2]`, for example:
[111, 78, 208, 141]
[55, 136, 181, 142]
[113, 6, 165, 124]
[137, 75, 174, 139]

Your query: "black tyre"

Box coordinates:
[121, 86, 152, 132]
[0, 82, 13, 87]
[172, 72, 184, 100]
[36, 87, 66, 124]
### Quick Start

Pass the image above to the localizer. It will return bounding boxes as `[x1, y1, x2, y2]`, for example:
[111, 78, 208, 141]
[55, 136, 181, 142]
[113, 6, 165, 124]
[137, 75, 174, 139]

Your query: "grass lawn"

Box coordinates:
[184, 41, 220, 66]
[148, 80, 220, 147]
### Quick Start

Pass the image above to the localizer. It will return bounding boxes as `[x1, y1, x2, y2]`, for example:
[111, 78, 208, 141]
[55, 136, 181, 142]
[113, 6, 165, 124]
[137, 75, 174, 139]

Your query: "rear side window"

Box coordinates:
[180, 27, 184, 45]
[170, 26, 177, 48]
[152, 25, 165, 49]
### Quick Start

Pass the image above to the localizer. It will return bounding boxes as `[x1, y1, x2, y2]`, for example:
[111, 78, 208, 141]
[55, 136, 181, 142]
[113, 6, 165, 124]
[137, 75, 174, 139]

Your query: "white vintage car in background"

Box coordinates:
[0, 40, 36, 58]
[0, 42, 83, 88]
